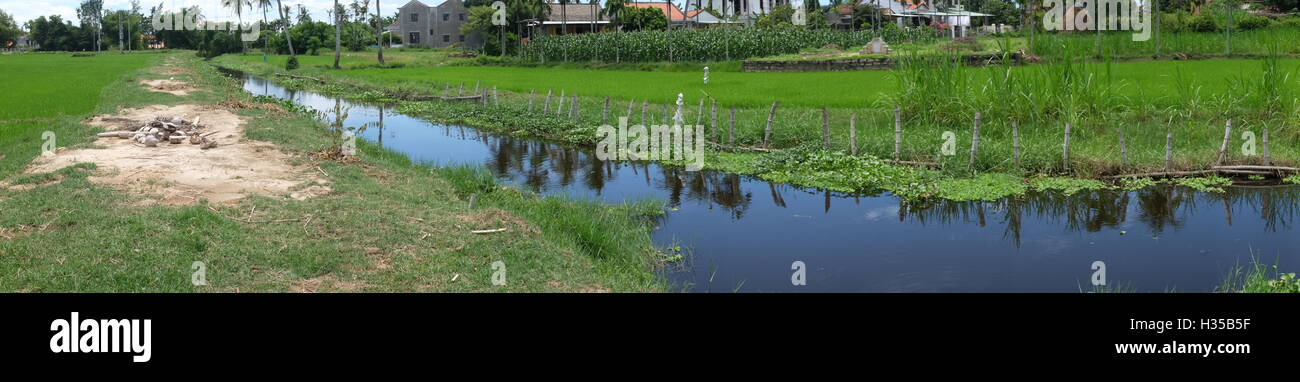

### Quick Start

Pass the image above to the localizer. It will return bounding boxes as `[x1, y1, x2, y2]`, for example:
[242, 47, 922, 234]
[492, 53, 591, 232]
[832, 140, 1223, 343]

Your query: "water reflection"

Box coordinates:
[238, 74, 1300, 292]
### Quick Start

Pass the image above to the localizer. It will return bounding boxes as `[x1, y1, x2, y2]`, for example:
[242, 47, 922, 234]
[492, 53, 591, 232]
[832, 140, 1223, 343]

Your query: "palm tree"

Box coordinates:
[258, 0, 272, 54]
[375, 0, 384, 64]
[601, 0, 625, 27]
[222, 0, 252, 52]
[277, 0, 295, 55]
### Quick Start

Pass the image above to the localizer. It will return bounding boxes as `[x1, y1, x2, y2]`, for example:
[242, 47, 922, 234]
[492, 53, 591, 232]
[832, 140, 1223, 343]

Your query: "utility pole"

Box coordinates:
[119, 11, 125, 52]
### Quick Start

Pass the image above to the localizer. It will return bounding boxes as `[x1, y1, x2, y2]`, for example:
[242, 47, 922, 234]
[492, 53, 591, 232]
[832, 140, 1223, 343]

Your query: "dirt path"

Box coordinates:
[24, 103, 329, 206]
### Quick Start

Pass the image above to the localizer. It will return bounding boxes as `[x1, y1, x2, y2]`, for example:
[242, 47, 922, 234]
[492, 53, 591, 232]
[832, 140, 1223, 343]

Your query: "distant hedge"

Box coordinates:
[519, 26, 936, 63]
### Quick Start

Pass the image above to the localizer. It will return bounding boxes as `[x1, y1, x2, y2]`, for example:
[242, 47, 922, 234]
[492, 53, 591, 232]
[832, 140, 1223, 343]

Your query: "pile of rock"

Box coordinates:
[96, 116, 218, 149]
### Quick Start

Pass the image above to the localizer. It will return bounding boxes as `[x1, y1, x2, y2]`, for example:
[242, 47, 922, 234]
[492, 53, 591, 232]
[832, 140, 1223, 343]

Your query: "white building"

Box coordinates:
[702, 0, 792, 23]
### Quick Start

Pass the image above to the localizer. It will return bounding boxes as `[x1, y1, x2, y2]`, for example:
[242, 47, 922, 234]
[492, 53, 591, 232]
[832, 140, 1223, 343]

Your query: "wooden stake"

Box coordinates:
[969, 112, 981, 169]
[602, 95, 611, 124]
[893, 105, 902, 161]
[458, 82, 464, 96]
[1061, 122, 1072, 171]
[694, 98, 704, 128]
[641, 100, 648, 125]
[1118, 125, 1127, 168]
[1263, 126, 1271, 166]
[625, 99, 634, 119]
[443, 83, 450, 98]
[556, 89, 565, 116]
[1165, 132, 1174, 172]
[728, 107, 736, 146]
[527, 89, 535, 112]
[1216, 119, 1232, 166]
[821, 107, 831, 149]
[710, 100, 718, 141]
[1012, 120, 1020, 167]
[571, 94, 580, 123]
[543, 89, 552, 114]
[849, 113, 858, 156]
[764, 101, 779, 149]
[492, 86, 498, 106]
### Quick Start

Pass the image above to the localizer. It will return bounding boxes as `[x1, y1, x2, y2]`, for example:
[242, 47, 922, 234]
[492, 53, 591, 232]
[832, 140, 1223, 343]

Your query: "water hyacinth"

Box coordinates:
[520, 26, 935, 63]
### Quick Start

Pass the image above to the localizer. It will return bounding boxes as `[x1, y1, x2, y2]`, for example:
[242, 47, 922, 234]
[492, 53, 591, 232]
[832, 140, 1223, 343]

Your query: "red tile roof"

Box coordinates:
[628, 2, 688, 21]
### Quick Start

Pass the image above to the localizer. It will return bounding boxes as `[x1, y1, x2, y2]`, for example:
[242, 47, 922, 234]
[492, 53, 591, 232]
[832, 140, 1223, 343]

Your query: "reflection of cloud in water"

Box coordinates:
[861, 205, 900, 222]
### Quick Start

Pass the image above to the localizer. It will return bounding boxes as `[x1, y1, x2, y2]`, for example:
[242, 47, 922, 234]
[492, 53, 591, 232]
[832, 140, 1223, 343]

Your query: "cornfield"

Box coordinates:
[520, 27, 936, 63]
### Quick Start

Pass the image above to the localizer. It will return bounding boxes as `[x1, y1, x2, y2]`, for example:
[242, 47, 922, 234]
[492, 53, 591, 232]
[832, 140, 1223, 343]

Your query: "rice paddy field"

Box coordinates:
[0, 52, 161, 178]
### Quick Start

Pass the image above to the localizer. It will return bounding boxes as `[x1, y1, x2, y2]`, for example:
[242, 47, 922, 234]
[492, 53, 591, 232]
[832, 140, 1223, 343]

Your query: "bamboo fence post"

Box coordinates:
[1216, 119, 1233, 166]
[527, 89, 535, 112]
[443, 83, 450, 98]
[893, 105, 901, 161]
[492, 86, 498, 106]
[1165, 132, 1174, 172]
[710, 100, 718, 141]
[694, 98, 704, 127]
[1012, 120, 1020, 167]
[821, 107, 831, 150]
[556, 89, 565, 117]
[661, 104, 669, 125]
[602, 96, 611, 124]
[764, 101, 779, 149]
[1263, 127, 1271, 166]
[969, 113, 981, 169]
[641, 100, 648, 125]
[474, 81, 480, 93]
[571, 94, 580, 123]
[1118, 125, 1127, 169]
[728, 107, 736, 146]
[543, 89, 552, 114]
[1062, 122, 1072, 171]
[625, 99, 634, 119]
[458, 82, 464, 96]
[849, 113, 858, 156]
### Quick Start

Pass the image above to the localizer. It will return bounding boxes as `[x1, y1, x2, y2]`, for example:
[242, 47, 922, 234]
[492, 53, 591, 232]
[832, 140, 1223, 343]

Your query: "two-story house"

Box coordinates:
[398, 0, 482, 48]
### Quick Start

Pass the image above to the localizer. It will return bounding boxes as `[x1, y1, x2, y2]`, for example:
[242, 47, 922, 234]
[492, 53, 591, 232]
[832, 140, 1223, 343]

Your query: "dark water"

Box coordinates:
[238, 75, 1300, 292]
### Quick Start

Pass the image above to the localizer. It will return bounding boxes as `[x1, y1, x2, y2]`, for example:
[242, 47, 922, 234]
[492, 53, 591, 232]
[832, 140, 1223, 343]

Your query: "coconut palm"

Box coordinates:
[222, 0, 252, 52]
[376, 0, 384, 64]
[258, 0, 272, 54]
[277, 0, 295, 55]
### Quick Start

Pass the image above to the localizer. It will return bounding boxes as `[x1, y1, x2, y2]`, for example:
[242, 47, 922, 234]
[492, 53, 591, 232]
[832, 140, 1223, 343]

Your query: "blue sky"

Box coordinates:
[2, 0, 381, 27]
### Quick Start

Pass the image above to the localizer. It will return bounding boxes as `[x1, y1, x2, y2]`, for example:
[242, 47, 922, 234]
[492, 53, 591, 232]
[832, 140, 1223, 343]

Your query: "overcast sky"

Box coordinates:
[2, 0, 398, 27]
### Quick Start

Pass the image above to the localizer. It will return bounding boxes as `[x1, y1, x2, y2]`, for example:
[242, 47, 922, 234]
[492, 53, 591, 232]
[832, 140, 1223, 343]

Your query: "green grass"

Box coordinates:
[230, 52, 1300, 109]
[1218, 256, 1300, 293]
[0, 52, 667, 292]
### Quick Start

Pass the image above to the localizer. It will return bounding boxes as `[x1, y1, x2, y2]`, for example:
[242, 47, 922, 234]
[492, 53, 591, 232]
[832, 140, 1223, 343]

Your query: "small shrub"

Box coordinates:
[1236, 15, 1272, 31]
[1189, 14, 1220, 32]
[285, 56, 300, 70]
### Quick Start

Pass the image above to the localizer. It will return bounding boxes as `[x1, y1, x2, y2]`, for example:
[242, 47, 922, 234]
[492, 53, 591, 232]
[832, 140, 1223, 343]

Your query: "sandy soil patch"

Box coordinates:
[25, 104, 330, 206]
[141, 79, 196, 96]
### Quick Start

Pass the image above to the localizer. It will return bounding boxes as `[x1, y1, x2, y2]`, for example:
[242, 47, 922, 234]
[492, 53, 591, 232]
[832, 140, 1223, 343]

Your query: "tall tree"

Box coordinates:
[78, 0, 105, 51]
[223, 0, 252, 52]
[0, 9, 20, 48]
[277, 0, 295, 55]
[333, 0, 342, 68]
[376, 0, 384, 64]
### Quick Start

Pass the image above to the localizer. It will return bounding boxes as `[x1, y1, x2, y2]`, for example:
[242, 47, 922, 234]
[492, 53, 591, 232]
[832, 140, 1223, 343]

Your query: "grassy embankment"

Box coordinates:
[0, 51, 667, 292]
